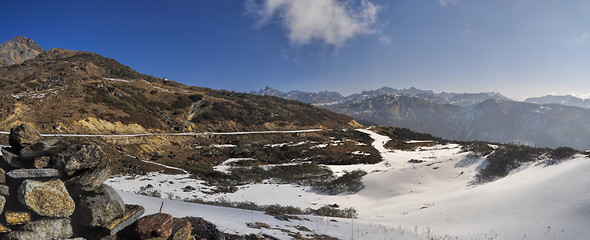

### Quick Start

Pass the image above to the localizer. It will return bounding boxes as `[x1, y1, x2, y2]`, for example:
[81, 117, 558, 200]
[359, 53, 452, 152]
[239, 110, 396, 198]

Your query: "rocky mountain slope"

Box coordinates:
[0, 36, 45, 67]
[324, 96, 590, 150]
[254, 87, 590, 150]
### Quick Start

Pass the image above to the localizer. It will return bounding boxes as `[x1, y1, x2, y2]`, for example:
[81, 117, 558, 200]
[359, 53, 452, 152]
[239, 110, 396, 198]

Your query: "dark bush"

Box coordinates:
[476, 145, 548, 182]
[313, 170, 367, 195]
[551, 147, 579, 160]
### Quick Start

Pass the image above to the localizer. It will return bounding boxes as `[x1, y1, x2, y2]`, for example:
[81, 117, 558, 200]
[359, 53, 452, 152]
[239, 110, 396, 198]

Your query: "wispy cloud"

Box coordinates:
[379, 36, 392, 45]
[439, 0, 460, 7]
[245, 0, 381, 48]
[568, 32, 590, 48]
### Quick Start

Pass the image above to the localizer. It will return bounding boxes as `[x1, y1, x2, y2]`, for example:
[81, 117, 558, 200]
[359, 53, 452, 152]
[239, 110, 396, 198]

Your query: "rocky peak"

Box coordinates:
[0, 36, 45, 67]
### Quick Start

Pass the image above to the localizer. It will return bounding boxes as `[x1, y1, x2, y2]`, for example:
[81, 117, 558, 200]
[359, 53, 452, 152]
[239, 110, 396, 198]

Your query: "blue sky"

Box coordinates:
[1, 0, 589, 100]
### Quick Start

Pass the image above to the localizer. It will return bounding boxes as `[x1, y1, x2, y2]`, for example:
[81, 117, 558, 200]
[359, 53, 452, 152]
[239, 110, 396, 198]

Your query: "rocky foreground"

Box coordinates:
[0, 124, 231, 240]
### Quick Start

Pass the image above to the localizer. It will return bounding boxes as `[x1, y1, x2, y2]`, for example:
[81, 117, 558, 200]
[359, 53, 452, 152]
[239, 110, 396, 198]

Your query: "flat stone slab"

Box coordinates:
[104, 204, 145, 236]
[7, 169, 63, 179]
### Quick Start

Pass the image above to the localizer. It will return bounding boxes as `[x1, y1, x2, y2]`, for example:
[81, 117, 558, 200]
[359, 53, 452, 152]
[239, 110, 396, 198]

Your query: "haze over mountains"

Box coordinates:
[253, 86, 590, 150]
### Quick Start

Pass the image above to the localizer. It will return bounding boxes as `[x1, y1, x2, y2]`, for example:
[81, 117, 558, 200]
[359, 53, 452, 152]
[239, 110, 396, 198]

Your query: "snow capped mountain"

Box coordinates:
[525, 95, 590, 109]
[252, 87, 590, 150]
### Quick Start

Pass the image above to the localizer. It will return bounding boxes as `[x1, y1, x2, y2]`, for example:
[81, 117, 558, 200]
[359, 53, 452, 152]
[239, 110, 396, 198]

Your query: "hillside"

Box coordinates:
[0, 38, 359, 175]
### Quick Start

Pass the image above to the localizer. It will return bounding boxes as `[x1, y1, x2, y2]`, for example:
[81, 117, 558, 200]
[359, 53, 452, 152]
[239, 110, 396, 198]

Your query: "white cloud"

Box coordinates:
[568, 32, 590, 48]
[379, 36, 392, 45]
[439, 0, 460, 7]
[246, 0, 381, 47]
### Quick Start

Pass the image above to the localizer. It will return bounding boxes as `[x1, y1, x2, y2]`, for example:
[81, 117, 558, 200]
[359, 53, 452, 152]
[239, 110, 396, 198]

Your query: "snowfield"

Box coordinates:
[108, 128, 590, 239]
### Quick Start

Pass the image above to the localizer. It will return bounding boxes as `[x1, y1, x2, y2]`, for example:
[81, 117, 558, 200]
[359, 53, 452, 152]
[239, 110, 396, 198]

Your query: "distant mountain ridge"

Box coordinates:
[525, 95, 590, 109]
[251, 86, 511, 107]
[253, 87, 590, 150]
[0, 36, 45, 66]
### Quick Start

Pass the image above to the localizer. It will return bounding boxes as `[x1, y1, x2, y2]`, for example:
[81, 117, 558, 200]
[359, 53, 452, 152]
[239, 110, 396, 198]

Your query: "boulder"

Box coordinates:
[0, 195, 5, 213]
[6, 169, 63, 179]
[32, 156, 50, 169]
[9, 124, 41, 150]
[0, 184, 9, 196]
[51, 144, 102, 172]
[0, 147, 28, 169]
[66, 166, 111, 193]
[17, 178, 75, 217]
[19, 139, 69, 161]
[5, 210, 33, 226]
[136, 213, 174, 239]
[75, 185, 125, 228]
[4, 218, 73, 240]
[0, 167, 6, 183]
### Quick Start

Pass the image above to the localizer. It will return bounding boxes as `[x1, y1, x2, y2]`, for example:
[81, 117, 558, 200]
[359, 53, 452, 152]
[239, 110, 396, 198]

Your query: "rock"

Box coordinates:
[20, 218, 73, 239]
[19, 139, 69, 161]
[171, 219, 192, 240]
[75, 185, 125, 228]
[0, 184, 9, 196]
[0, 168, 6, 183]
[66, 166, 110, 193]
[0, 223, 10, 233]
[51, 144, 102, 172]
[104, 204, 145, 236]
[17, 178, 75, 217]
[3, 230, 39, 240]
[9, 124, 41, 150]
[7, 169, 62, 179]
[136, 213, 174, 239]
[4, 218, 74, 240]
[32, 156, 50, 169]
[0, 195, 5, 213]
[5, 210, 33, 225]
[0, 147, 28, 168]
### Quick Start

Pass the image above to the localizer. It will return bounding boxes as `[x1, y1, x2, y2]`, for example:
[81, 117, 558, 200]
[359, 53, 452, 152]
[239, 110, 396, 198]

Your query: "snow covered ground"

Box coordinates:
[108, 128, 590, 239]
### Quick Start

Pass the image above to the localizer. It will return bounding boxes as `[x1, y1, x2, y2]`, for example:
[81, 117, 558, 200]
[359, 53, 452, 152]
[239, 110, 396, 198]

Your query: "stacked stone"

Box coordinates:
[0, 124, 144, 240]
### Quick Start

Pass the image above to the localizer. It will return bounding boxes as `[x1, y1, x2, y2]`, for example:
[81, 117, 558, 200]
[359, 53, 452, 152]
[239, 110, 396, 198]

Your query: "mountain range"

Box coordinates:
[253, 86, 590, 150]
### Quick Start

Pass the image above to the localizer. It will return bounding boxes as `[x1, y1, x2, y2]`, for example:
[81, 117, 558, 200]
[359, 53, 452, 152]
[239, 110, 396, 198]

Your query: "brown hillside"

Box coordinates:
[0, 46, 361, 174]
[0, 48, 354, 134]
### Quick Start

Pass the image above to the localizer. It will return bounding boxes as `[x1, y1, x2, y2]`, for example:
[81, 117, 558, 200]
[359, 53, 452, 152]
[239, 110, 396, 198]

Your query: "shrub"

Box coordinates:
[313, 170, 367, 195]
[476, 145, 548, 182]
[550, 147, 579, 160]
[461, 141, 495, 156]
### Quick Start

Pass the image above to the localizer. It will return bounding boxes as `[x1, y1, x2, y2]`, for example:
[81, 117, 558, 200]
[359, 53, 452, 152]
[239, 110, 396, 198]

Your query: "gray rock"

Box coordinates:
[7, 169, 62, 179]
[21, 218, 73, 239]
[9, 124, 41, 150]
[0, 195, 5, 213]
[4, 217, 74, 239]
[1, 147, 28, 168]
[0, 184, 8, 196]
[75, 185, 125, 228]
[66, 166, 110, 193]
[51, 144, 102, 172]
[3, 231, 39, 240]
[19, 139, 69, 161]
[17, 179, 75, 217]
